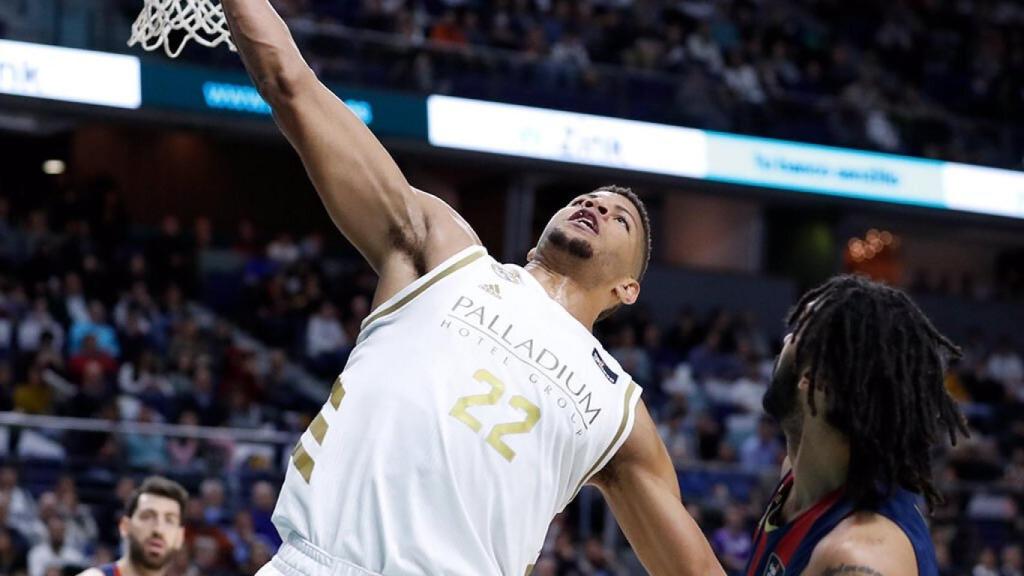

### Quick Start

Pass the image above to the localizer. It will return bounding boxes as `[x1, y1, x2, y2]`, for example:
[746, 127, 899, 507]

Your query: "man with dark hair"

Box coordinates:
[77, 476, 188, 576]
[746, 275, 968, 576]
[212, 0, 724, 573]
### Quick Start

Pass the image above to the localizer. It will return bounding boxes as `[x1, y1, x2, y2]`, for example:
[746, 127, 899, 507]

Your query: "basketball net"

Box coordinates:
[128, 0, 236, 58]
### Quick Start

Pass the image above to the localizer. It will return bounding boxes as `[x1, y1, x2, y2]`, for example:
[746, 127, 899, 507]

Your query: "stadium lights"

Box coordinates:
[848, 230, 898, 263]
[42, 159, 65, 175]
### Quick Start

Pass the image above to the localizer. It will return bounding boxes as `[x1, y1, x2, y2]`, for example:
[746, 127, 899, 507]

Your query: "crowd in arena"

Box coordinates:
[247, 0, 1024, 169]
[0, 181, 1021, 575]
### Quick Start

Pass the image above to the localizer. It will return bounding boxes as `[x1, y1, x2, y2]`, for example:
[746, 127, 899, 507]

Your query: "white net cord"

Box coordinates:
[128, 0, 237, 59]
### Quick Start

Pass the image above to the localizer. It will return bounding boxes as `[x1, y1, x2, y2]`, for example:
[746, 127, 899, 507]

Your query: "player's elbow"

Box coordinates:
[255, 62, 313, 107]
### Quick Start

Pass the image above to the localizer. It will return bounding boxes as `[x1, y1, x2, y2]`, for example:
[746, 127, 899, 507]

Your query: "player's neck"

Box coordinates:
[784, 419, 849, 520]
[119, 556, 164, 576]
[524, 261, 604, 331]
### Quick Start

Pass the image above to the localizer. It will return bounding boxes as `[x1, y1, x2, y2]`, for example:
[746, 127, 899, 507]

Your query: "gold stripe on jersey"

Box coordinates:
[310, 413, 329, 445]
[329, 377, 346, 409]
[362, 249, 485, 329]
[292, 442, 315, 483]
[571, 380, 639, 497]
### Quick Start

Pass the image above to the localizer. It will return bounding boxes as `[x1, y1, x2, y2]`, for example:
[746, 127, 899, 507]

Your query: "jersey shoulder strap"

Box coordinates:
[877, 490, 940, 576]
[97, 563, 120, 576]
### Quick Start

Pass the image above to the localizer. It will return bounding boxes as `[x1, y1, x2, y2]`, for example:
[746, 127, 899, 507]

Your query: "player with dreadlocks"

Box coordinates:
[745, 274, 968, 576]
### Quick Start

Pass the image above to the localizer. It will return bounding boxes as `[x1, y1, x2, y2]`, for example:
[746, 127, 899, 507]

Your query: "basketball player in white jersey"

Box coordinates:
[220, 2, 723, 574]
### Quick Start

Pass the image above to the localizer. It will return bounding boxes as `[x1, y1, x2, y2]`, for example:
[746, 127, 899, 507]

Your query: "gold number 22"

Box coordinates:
[449, 369, 541, 462]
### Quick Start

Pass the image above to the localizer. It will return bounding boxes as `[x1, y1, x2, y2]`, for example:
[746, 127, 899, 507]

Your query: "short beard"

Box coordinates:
[548, 228, 594, 260]
[763, 359, 803, 441]
[128, 534, 174, 572]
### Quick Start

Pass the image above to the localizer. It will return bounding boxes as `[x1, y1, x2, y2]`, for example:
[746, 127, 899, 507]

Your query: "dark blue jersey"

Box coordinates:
[745, 472, 939, 576]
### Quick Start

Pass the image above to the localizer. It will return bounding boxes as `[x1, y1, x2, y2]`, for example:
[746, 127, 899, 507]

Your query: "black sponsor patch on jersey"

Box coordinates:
[592, 349, 618, 384]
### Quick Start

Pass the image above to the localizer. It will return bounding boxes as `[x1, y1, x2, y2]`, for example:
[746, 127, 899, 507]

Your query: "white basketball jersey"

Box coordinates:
[272, 246, 642, 576]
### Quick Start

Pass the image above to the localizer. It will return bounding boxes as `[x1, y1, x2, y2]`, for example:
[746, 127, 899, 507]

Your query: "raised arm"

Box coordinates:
[591, 401, 725, 576]
[221, 0, 477, 288]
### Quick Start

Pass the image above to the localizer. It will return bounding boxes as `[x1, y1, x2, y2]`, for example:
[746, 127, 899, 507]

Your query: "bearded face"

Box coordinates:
[763, 334, 803, 438]
[121, 494, 184, 572]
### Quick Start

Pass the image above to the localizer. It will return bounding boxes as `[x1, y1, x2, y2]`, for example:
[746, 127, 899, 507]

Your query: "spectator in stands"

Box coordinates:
[123, 406, 169, 470]
[183, 499, 233, 570]
[658, 400, 695, 464]
[608, 325, 649, 380]
[27, 516, 86, 576]
[582, 536, 615, 575]
[1003, 545, 1023, 576]
[149, 216, 195, 294]
[68, 302, 120, 358]
[430, 9, 467, 45]
[305, 301, 348, 378]
[225, 510, 272, 569]
[168, 411, 203, 472]
[0, 362, 13, 413]
[987, 337, 1023, 398]
[200, 479, 230, 528]
[0, 467, 37, 542]
[180, 366, 226, 427]
[0, 308, 12, 358]
[61, 274, 89, 326]
[33, 332, 64, 375]
[17, 299, 64, 356]
[118, 349, 170, 397]
[54, 476, 98, 552]
[247, 482, 280, 549]
[739, 417, 784, 473]
[68, 335, 117, 382]
[13, 365, 53, 416]
[975, 547, 1001, 576]
[723, 49, 765, 105]
[712, 504, 752, 575]
[266, 234, 300, 267]
[552, 530, 583, 574]
[0, 526, 27, 575]
[688, 331, 730, 381]
[242, 540, 273, 575]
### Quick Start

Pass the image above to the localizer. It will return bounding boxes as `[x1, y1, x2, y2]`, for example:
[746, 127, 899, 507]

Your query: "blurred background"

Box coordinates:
[0, 0, 1023, 575]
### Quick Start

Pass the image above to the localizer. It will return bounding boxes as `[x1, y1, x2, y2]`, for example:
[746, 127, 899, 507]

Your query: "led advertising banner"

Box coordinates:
[0, 40, 141, 109]
[426, 95, 1024, 220]
[427, 95, 708, 179]
[140, 60, 426, 139]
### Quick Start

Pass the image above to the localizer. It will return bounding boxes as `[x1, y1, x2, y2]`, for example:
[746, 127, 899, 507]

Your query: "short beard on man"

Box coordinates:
[128, 533, 174, 571]
[548, 228, 594, 259]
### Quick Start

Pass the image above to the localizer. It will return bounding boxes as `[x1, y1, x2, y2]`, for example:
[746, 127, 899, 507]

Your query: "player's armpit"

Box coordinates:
[804, 512, 918, 576]
[590, 401, 725, 576]
[370, 190, 482, 307]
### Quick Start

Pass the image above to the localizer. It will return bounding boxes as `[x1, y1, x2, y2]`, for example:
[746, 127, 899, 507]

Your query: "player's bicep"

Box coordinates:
[269, 72, 424, 270]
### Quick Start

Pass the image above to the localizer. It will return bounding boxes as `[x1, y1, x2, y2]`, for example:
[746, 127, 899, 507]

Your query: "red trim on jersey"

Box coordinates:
[746, 532, 769, 576]
[773, 487, 844, 563]
[746, 472, 844, 575]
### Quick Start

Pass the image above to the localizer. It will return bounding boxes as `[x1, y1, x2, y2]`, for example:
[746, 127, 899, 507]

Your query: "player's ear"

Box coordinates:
[526, 247, 537, 262]
[118, 515, 129, 539]
[798, 369, 812, 391]
[612, 278, 640, 306]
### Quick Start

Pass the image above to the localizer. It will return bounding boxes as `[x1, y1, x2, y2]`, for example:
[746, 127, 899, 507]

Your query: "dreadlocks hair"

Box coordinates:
[786, 274, 968, 512]
[593, 185, 652, 282]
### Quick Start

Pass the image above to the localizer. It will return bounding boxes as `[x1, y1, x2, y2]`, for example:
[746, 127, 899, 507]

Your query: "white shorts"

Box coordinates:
[256, 534, 382, 576]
